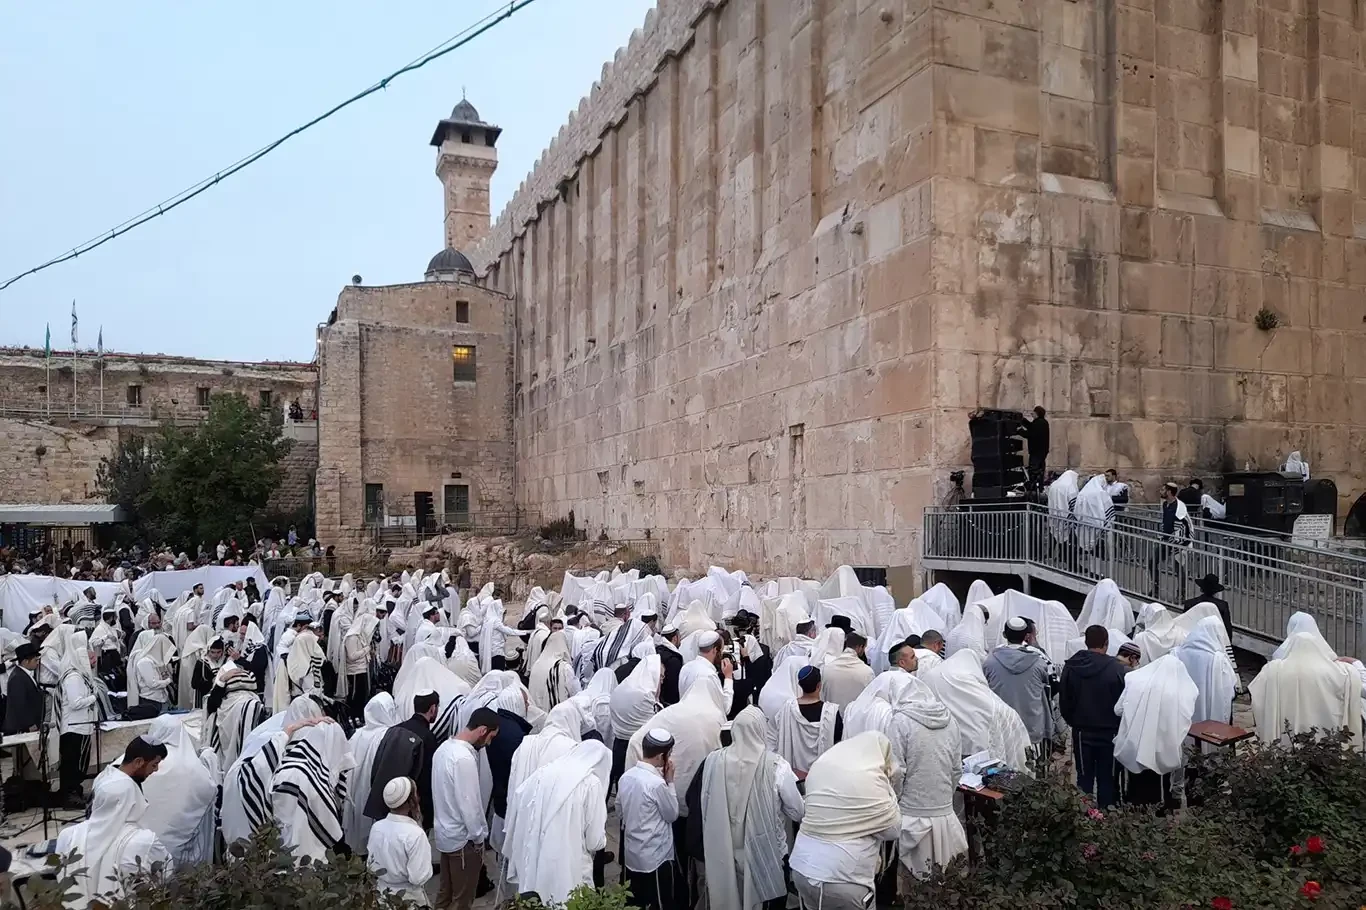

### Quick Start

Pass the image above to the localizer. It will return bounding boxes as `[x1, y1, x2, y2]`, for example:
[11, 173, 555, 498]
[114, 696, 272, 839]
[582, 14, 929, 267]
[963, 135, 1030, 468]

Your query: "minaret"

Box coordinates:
[430, 97, 500, 253]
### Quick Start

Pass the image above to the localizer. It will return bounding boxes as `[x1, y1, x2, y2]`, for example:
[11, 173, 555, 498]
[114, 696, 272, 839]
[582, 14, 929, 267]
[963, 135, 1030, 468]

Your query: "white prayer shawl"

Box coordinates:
[569, 668, 618, 741]
[770, 695, 837, 775]
[965, 579, 994, 609]
[920, 583, 962, 636]
[1174, 617, 1238, 725]
[342, 613, 380, 679]
[676, 600, 718, 638]
[1074, 474, 1115, 551]
[529, 631, 580, 712]
[771, 592, 812, 650]
[1064, 627, 1132, 661]
[944, 602, 988, 661]
[126, 630, 176, 709]
[814, 595, 874, 637]
[609, 655, 662, 740]
[272, 721, 355, 864]
[678, 655, 724, 707]
[1047, 470, 1080, 543]
[503, 741, 611, 904]
[1113, 654, 1198, 775]
[1250, 632, 1362, 749]
[477, 598, 516, 674]
[177, 624, 214, 708]
[1134, 605, 1184, 665]
[134, 715, 219, 864]
[801, 731, 900, 841]
[1172, 602, 1230, 650]
[625, 675, 726, 805]
[872, 599, 947, 673]
[869, 585, 896, 639]
[272, 629, 325, 714]
[981, 590, 1080, 666]
[169, 605, 197, 653]
[595, 617, 651, 671]
[842, 671, 909, 744]
[393, 657, 470, 741]
[508, 701, 584, 811]
[1271, 611, 1333, 660]
[818, 565, 874, 618]
[758, 655, 806, 720]
[809, 627, 845, 666]
[457, 669, 522, 730]
[525, 624, 551, 672]
[771, 636, 815, 671]
[702, 707, 792, 910]
[56, 770, 164, 909]
[344, 693, 401, 854]
[90, 618, 122, 655]
[1079, 579, 1134, 635]
[327, 596, 356, 695]
[821, 650, 875, 708]
[922, 650, 1031, 771]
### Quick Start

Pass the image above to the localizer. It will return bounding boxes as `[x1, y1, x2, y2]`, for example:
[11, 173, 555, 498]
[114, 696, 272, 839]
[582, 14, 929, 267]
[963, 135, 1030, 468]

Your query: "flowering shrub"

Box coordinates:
[903, 729, 1366, 909]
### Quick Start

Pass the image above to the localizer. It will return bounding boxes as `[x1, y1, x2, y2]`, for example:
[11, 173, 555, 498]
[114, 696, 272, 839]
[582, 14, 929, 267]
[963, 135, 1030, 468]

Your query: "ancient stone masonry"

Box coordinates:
[0, 349, 317, 512]
[467, 0, 1366, 577]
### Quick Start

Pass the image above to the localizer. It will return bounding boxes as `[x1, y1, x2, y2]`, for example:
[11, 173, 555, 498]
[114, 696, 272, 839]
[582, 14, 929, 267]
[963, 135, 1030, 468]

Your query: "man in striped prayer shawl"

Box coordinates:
[595, 613, 651, 675]
[220, 700, 327, 844]
[271, 721, 355, 865]
[66, 588, 102, 631]
[206, 667, 269, 770]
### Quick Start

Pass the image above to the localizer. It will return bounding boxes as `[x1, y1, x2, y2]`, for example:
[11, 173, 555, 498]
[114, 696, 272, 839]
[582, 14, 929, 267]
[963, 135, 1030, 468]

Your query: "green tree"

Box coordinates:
[95, 393, 291, 551]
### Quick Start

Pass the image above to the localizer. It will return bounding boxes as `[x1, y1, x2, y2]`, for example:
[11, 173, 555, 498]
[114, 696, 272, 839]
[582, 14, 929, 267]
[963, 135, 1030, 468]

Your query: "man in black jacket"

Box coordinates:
[1023, 405, 1050, 485]
[1060, 626, 1127, 809]
[365, 690, 440, 829]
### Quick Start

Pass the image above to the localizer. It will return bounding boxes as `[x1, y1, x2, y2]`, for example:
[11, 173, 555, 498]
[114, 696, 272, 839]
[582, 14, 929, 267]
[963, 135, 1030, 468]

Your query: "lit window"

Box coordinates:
[452, 345, 476, 383]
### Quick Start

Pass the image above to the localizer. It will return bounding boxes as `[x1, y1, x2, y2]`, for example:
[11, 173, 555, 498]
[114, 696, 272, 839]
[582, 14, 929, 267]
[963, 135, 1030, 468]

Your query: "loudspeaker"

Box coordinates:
[969, 409, 1026, 497]
[1223, 471, 1305, 532]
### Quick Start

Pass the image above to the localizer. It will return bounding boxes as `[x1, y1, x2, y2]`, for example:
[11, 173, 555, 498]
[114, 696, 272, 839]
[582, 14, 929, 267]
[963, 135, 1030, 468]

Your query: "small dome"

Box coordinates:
[450, 99, 482, 123]
[425, 247, 474, 277]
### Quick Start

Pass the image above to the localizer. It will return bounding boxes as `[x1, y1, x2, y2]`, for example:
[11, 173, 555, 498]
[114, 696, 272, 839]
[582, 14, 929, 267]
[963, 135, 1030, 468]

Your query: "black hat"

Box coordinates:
[826, 615, 854, 633]
[15, 642, 39, 661]
[1195, 574, 1225, 594]
[731, 609, 757, 625]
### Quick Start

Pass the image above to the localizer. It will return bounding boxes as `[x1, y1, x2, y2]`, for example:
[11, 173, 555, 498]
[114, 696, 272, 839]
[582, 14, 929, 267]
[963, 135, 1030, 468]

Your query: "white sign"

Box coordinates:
[1292, 514, 1333, 541]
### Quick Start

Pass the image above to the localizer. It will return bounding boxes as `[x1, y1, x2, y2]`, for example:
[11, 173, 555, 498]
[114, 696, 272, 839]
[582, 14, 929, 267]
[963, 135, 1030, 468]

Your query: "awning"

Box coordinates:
[0, 504, 128, 525]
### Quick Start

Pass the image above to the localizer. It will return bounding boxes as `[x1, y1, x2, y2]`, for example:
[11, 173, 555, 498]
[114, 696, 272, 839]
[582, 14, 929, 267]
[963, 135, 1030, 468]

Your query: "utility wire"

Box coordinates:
[0, 0, 539, 293]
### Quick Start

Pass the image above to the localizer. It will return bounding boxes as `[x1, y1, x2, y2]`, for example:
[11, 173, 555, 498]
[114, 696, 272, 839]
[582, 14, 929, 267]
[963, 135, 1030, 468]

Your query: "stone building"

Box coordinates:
[0, 348, 317, 513]
[457, 0, 1366, 577]
[314, 101, 516, 552]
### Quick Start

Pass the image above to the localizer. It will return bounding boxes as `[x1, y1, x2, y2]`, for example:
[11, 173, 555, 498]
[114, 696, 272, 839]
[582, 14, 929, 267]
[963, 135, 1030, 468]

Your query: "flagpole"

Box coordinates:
[72, 346, 77, 417]
[98, 327, 104, 417]
[45, 325, 51, 418]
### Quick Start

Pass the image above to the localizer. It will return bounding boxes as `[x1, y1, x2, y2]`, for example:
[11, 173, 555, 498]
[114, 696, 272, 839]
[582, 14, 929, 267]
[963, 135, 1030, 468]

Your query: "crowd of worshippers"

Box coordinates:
[17, 564, 1366, 910]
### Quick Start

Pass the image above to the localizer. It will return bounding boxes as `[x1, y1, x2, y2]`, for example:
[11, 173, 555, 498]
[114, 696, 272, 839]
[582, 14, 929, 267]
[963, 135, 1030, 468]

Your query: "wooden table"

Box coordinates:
[959, 784, 1005, 865]
[1189, 720, 1254, 749]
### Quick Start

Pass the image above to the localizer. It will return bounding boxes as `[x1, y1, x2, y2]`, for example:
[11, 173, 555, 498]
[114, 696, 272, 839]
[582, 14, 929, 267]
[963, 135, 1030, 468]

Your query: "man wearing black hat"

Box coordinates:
[728, 610, 772, 718]
[4, 643, 43, 736]
[1185, 574, 1232, 642]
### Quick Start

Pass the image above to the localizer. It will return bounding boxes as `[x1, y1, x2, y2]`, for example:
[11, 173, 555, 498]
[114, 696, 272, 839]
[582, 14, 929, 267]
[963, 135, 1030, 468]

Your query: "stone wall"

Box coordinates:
[0, 419, 118, 504]
[315, 279, 516, 552]
[473, 0, 1366, 576]
[0, 348, 317, 421]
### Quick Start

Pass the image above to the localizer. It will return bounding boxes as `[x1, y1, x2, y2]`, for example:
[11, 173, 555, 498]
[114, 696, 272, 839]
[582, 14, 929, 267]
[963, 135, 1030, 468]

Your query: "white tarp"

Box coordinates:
[0, 566, 269, 632]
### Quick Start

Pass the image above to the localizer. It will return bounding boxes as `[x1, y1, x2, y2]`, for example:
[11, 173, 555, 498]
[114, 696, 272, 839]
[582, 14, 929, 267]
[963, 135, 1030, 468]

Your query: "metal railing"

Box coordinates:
[365, 510, 543, 548]
[924, 502, 1366, 660]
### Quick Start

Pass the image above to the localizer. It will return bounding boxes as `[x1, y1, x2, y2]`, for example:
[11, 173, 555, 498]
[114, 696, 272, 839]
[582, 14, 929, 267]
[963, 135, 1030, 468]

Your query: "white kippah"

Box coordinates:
[415, 688, 436, 697]
[661, 624, 678, 636]
[698, 630, 721, 648]
[645, 728, 674, 746]
[1006, 616, 1028, 632]
[383, 777, 413, 810]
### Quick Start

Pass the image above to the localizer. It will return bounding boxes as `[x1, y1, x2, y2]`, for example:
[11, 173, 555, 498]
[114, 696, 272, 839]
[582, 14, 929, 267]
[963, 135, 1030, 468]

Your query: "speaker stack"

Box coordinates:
[969, 408, 1027, 500]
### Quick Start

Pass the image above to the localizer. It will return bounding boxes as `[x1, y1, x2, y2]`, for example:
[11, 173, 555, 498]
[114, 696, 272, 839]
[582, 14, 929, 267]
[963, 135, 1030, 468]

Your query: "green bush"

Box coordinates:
[628, 554, 663, 577]
[511, 884, 633, 910]
[904, 731, 1366, 910]
[539, 514, 578, 540]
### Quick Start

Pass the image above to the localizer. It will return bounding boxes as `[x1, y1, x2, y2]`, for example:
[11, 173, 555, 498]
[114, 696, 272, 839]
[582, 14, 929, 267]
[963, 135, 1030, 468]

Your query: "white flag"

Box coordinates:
[70, 300, 78, 345]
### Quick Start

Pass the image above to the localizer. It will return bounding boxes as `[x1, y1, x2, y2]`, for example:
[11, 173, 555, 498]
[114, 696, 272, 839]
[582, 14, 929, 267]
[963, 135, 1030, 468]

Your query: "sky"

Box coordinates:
[0, 0, 657, 363]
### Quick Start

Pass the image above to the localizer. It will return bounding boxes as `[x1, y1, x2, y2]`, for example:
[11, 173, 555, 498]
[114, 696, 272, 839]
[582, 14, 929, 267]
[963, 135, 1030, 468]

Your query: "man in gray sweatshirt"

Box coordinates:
[983, 617, 1055, 776]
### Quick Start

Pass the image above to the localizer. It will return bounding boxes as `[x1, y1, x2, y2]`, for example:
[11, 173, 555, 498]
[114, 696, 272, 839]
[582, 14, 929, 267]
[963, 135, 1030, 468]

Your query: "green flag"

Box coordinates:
[44, 323, 50, 361]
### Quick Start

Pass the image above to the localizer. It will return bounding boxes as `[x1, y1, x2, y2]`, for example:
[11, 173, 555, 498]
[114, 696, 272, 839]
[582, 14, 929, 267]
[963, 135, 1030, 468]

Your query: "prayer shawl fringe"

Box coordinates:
[702, 752, 786, 909]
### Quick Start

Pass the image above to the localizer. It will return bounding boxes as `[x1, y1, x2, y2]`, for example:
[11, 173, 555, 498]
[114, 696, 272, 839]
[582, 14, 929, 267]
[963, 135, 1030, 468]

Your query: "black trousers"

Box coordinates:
[124, 700, 163, 721]
[626, 862, 678, 910]
[490, 655, 507, 671]
[346, 673, 370, 719]
[58, 732, 90, 795]
[610, 737, 630, 794]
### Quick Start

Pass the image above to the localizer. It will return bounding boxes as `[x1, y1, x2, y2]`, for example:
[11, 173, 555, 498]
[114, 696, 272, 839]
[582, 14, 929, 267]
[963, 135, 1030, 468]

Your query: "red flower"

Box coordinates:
[1300, 881, 1321, 900]
[1082, 843, 1099, 860]
[1087, 808, 1105, 821]
[1211, 898, 1232, 910]
[1306, 836, 1324, 855]
[1290, 845, 1303, 856]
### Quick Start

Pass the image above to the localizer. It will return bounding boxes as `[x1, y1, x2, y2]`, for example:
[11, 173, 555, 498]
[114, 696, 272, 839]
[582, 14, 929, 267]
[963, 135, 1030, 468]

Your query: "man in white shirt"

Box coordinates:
[367, 777, 432, 906]
[677, 631, 734, 715]
[432, 707, 501, 910]
[616, 729, 680, 910]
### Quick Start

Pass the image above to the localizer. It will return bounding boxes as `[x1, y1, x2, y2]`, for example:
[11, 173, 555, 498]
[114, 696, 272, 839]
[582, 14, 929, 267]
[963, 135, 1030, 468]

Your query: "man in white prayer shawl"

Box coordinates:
[220, 697, 327, 844]
[271, 720, 355, 864]
[477, 598, 525, 674]
[271, 624, 325, 713]
[625, 672, 727, 812]
[870, 598, 943, 674]
[1251, 631, 1363, 749]
[770, 592, 812, 652]
[1047, 469, 1080, 546]
[699, 706, 805, 910]
[1173, 616, 1238, 725]
[944, 601, 988, 661]
[529, 630, 581, 712]
[1271, 611, 1333, 660]
[766, 664, 841, 776]
[570, 667, 618, 743]
[842, 672, 968, 885]
[920, 583, 961, 636]
[1112, 653, 1197, 807]
[342, 612, 381, 717]
[1075, 473, 1115, 554]
[507, 700, 585, 807]
[789, 731, 901, 910]
[56, 757, 172, 908]
[345, 692, 401, 855]
[677, 631, 735, 715]
[503, 739, 612, 905]
[206, 666, 268, 771]
[921, 650, 1032, 771]
[367, 777, 432, 906]
[126, 627, 177, 718]
[103, 715, 218, 867]
[1078, 578, 1134, 635]
[772, 617, 818, 668]
[820, 630, 875, 709]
